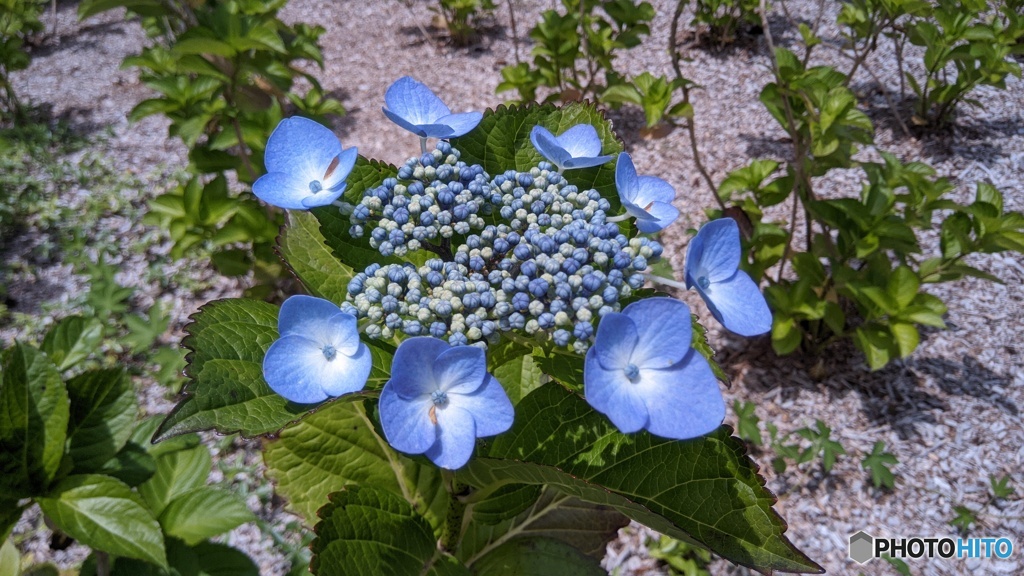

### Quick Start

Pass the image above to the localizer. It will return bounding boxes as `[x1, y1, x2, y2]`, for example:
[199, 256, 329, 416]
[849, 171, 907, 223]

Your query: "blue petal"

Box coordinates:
[436, 112, 483, 138]
[530, 125, 572, 169]
[562, 154, 615, 170]
[379, 383, 437, 455]
[621, 298, 691, 369]
[388, 337, 449, 399]
[635, 201, 680, 233]
[615, 153, 640, 205]
[278, 295, 343, 340]
[263, 117, 342, 180]
[634, 176, 675, 206]
[253, 172, 314, 210]
[698, 270, 772, 336]
[555, 124, 602, 158]
[262, 335, 331, 404]
[592, 312, 638, 371]
[424, 405, 477, 469]
[384, 76, 451, 126]
[300, 184, 347, 208]
[451, 375, 513, 437]
[686, 218, 741, 284]
[382, 107, 433, 138]
[584, 348, 649, 433]
[636, 350, 724, 439]
[319, 340, 372, 397]
[322, 146, 358, 191]
[434, 346, 487, 395]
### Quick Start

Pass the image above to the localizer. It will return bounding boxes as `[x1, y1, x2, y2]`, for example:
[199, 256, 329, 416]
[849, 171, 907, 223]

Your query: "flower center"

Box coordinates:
[430, 390, 449, 407]
[309, 180, 323, 193]
[697, 275, 710, 290]
[624, 363, 640, 382]
[321, 345, 337, 361]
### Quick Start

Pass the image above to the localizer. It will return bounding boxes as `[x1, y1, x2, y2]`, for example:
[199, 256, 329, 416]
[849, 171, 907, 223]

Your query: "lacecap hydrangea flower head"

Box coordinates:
[252, 117, 357, 210]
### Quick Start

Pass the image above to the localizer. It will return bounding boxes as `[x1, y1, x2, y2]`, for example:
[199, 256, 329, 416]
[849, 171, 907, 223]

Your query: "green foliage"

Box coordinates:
[720, 39, 1024, 369]
[79, 0, 344, 282]
[432, 0, 497, 46]
[497, 0, 655, 103]
[765, 420, 845, 475]
[0, 334, 256, 572]
[600, 71, 695, 131]
[0, 0, 43, 118]
[165, 102, 820, 574]
[681, 0, 763, 46]
[732, 400, 762, 445]
[949, 473, 1017, 535]
[948, 505, 977, 535]
[861, 441, 898, 489]
[647, 535, 713, 576]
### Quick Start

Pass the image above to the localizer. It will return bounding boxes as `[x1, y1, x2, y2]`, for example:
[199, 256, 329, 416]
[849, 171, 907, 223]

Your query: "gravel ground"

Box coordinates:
[6, 0, 1023, 574]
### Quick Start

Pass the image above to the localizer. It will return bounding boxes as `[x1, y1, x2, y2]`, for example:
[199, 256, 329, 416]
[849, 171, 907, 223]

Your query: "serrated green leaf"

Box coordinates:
[40, 316, 103, 370]
[691, 314, 729, 384]
[0, 344, 69, 499]
[451, 102, 623, 203]
[311, 487, 469, 576]
[470, 536, 605, 575]
[139, 444, 212, 517]
[263, 399, 449, 531]
[160, 487, 255, 545]
[65, 369, 137, 473]
[277, 210, 353, 302]
[37, 474, 166, 567]
[459, 385, 822, 574]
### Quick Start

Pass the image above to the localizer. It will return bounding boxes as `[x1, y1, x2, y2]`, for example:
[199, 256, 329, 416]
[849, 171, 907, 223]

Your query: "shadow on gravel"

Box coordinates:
[29, 17, 129, 59]
[719, 336, 1017, 440]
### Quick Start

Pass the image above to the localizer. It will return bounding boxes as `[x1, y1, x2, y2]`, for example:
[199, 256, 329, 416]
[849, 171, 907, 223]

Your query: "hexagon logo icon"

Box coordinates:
[849, 531, 874, 564]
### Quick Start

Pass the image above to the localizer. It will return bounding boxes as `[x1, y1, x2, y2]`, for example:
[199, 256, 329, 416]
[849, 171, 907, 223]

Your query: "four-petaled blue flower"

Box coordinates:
[252, 117, 357, 210]
[584, 298, 724, 439]
[530, 124, 614, 172]
[379, 337, 513, 470]
[383, 76, 483, 143]
[685, 218, 772, 336]
[615, 153, 679, 233]
[263, 295, 372, 403]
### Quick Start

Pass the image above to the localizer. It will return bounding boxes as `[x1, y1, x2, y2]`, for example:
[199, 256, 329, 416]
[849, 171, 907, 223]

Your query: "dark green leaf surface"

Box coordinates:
[0, 344, 69, 498]
[159, 487, 255, 545]
[311, 487, 469, 576]
[138, 443, 211, 517]
[263, 399, 449, 532]
[40, 316, 103, 371]
[98, 442, 156, 487]
[37, 474, 166, 567]
[468, 536, 606, 576]
[277, 210, 353, 303]
[460, 384, 822, 574]
[65, 369, 136, 473]
[451, 102, 623, 203]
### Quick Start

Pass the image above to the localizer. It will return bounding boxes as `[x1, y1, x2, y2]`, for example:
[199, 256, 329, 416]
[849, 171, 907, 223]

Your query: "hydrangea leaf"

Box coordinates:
[466, 536, 606, 576]
[464, 484, 541, 525]
[0, 344, 69, 499]
[488, 337, 545, 405]
[37, 474, 167, 568]
[159, 487, 255, 545]
[65, 368, 137, 474]
[691, 314, 730, 385]
[138, 444, 212, 517]
[311, 486, 470, 576]
[155, 299, 393, 441]
[458, 384, 823, 575]
[277, 210, 354, 302]
[458, 488, 627, 566]
[40, 315, 103, 371]
[451, 102, 623, 205]
[263, 398, 449, 533]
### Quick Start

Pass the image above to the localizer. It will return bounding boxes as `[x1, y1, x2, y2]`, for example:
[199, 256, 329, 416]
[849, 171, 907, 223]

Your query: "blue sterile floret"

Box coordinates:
[340, 142, 664, 351]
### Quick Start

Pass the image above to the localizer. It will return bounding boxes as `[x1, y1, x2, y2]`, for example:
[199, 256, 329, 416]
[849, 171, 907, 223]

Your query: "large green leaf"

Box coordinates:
[159, 487, 255, 545]
[450, 102, 623, 203]
[40, 316, 103, 371]
[311, 486, 469, 576]
[467, 536, 605, 576]
[37, 474, 166, 568]
[488, 338, 545, 405]
[65, 369, 137, 473]
[458, 488, 627, 567]
[263, 399, 449, 532]
[98, 442, 156, 487]
[156, 299, 393, 441]
[85, 539, 260, 576]
[459, 384, 822, 574]
[139, 444, 212, 517]
[277, 210, 353, 302]
[0, 344, 70, 498]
